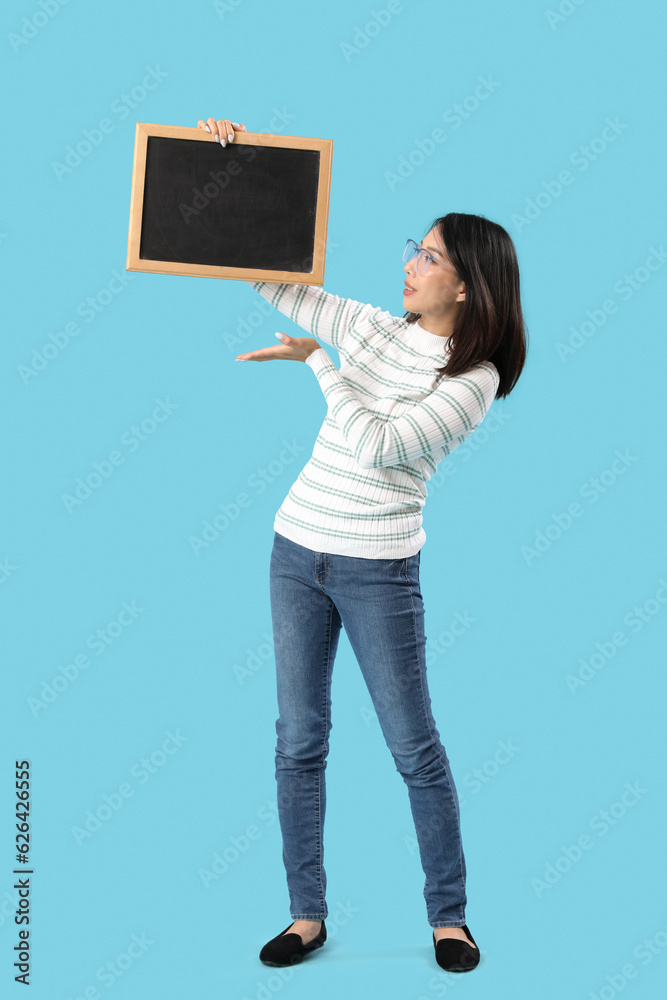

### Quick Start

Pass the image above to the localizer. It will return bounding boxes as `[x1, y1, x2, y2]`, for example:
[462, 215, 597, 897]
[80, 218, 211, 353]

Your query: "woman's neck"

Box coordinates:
[417, 313, 454, 339]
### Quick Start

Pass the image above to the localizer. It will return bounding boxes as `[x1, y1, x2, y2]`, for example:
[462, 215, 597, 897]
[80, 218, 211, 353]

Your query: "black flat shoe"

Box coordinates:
[432, 924, 480, 972]
[259, 920, 327, 967]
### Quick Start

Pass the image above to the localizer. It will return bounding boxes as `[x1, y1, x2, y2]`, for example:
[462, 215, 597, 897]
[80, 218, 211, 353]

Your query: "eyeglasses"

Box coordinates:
[402, 238, 455, 275]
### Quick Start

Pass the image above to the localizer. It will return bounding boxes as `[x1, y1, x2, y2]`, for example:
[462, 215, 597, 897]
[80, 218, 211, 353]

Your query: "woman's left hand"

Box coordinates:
[236, 333, 322, 363]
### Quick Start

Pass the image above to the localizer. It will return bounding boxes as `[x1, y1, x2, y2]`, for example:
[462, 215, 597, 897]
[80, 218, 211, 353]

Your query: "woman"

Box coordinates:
[197, 116, 528, 972]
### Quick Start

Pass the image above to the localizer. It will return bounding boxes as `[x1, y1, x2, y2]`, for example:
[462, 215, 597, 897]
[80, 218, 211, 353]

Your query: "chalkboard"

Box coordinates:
[126, 122, 333, 284]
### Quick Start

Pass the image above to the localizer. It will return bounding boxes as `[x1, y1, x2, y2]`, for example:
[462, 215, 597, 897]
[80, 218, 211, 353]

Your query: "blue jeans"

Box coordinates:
[269, 530, 468, 928]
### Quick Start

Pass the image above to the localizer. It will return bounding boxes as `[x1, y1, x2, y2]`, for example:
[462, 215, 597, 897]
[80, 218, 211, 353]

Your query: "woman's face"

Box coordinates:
[403, 227, 466, 321]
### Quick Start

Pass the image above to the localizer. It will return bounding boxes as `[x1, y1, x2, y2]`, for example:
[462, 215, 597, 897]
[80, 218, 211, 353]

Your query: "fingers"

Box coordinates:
[235, 345, 292, 361]
[196, 118, 247, 146]
[195, 118, 219, 137]
[216, 119, 233, 146]
[236, 349, 279, 361]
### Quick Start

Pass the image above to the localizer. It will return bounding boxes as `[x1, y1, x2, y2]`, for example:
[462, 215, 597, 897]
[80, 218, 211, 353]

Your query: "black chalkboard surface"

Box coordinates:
[126, 123, 333, 284]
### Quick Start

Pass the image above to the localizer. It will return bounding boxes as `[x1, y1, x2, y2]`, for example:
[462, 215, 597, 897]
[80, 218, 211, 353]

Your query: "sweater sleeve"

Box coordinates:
[245, 281, 371, 350]
[304, 347, 499, 469]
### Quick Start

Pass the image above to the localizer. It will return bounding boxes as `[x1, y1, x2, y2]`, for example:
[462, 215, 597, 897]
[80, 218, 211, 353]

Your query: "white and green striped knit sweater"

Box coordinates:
[247, 280, 500, 559]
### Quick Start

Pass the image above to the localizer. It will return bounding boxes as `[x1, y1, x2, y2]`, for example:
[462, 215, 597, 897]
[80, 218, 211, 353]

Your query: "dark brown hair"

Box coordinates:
[404, 213, 528, 398]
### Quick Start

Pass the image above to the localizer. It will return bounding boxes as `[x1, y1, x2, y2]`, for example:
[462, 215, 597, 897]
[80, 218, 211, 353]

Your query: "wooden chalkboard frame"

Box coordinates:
[126, 122, 333, 284]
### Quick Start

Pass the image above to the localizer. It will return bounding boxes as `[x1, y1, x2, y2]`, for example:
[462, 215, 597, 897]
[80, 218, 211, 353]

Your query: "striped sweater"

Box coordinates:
[246, 280, 500, 559]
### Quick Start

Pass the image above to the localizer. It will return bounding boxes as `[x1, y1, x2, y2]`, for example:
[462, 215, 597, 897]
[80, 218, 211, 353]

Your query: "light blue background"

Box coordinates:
[2, 0, 666, 997]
